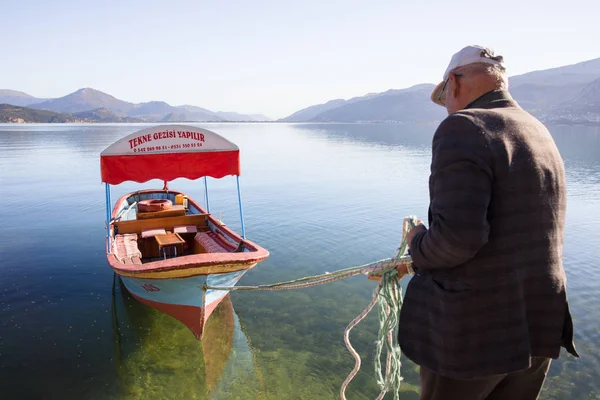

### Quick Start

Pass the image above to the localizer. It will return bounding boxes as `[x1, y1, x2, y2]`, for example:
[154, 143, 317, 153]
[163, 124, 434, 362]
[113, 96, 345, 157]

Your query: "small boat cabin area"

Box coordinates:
[110, 191, 241, 266]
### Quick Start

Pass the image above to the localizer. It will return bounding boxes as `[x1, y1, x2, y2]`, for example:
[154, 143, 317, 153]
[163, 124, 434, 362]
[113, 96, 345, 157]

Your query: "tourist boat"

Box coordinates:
[100, 124, 269, 339]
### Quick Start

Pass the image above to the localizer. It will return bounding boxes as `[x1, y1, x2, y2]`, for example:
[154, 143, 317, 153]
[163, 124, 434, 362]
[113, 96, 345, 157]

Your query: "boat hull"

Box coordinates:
[106, 189, 268, 338]
[120, 268, 249, 339]
[108, 256, 261, 279]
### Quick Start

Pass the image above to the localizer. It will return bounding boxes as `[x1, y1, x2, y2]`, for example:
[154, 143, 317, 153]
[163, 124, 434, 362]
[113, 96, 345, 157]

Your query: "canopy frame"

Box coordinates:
[102, 125, 248, 240]
[105, 183, 112, 253]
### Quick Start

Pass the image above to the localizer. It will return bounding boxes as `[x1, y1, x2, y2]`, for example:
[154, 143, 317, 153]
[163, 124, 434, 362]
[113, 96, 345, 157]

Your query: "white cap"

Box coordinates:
[431, 45, 505, 106]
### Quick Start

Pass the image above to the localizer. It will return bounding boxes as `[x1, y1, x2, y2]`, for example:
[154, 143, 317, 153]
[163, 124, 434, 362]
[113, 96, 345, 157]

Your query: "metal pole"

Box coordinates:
[204, 176, 210, 213]
[105, 183, 112, 253]
[108, 184, 112, 213]
[236, 175, 246, 239]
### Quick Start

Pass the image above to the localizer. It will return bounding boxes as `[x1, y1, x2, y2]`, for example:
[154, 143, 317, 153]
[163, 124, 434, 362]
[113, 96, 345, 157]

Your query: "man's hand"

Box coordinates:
[407, 220, 426, 248]
[366, 220, 426, 282]
[368, 264, 410, 281]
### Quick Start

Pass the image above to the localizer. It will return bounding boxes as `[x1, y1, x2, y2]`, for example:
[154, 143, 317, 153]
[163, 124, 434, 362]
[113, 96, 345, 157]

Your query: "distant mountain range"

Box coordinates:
[2, 56, 599, 124]
[0, 88, 272, 123]
[0, 90, 49, 107]
[0, 104, 78, 123]
[0, 104, 144, 123]
[279, 57, 600, 125]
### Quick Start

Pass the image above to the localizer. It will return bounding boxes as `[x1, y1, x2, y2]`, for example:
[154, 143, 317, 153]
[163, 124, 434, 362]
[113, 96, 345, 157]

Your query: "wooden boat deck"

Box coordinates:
[113, 213, 204, 263]
[107, 190, 268, 279]
[112, 207, 246, 266]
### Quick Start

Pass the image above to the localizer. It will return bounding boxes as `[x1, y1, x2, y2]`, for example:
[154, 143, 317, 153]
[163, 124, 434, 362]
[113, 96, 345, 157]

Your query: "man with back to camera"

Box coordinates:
[392, 45, 579, 399]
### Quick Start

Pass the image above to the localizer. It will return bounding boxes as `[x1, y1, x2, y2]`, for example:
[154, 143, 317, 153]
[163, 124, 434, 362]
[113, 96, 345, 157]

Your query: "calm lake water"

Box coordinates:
[0, 122, 599, 400]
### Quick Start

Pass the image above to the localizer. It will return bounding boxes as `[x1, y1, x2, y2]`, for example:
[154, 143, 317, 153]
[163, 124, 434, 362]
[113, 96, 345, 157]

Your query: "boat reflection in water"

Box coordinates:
[111, 275, 260, 399]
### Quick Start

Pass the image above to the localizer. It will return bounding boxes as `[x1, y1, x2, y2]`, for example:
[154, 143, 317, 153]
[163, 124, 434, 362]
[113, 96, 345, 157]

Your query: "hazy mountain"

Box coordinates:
[569, 77, 600, 110]
[167, 106, 270, 122]
[509, 58, 600, 87]
[128, 101, 175, 119]
[248, 114, 272, 121]
[0, 104, 147, 123]
[281, 92, 386, 122]
[310, 84, 446, 123]
[0, 90, 49, 107]
[29, 88, 134, 115]
[282, 57, 600, 124]
[175, 104, 218, 116]
[168, 105, 230, 121]
[280, 85, 444, 123]
[4, 56, 600, 125]
[161, 112, 186, 122]
[508, 83, 587, 114]
[508, 57, 600, 116]
[214, 111, 271, 121]
[0, 104, 84, 123]
[161, 111, 224, 122]
[72, 108, 143, 123]
[539, 78, 600, 124]
[7, 88, 264, 122]
[279, 99, 347, 122]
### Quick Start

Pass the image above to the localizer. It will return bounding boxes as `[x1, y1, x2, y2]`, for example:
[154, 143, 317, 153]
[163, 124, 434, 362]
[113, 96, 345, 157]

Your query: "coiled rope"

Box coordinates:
[203, 216, 418, 400]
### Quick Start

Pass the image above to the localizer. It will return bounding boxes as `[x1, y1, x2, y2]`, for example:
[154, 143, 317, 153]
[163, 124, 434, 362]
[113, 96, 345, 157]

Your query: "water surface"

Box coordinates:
[0, 122, 599, 399]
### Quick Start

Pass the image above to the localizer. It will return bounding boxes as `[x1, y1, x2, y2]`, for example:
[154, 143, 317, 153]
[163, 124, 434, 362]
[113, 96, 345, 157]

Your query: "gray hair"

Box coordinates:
[452, 62, 508, 90]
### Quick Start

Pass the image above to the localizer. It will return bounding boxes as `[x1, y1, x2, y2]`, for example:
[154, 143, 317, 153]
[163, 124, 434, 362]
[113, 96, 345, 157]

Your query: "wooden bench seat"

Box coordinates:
[114, 214, 209, 235]
[194, 231, 238, 253]
[113, 233, 143, 264]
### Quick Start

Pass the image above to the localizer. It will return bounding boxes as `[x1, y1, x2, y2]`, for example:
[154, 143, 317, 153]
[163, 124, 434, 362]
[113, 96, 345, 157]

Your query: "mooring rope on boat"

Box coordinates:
[203, 216, 418, 400]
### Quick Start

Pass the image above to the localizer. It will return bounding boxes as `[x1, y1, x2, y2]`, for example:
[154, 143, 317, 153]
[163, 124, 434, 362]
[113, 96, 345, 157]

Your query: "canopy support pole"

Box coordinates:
[204, 176, 210, 213]
[105, 183, 112, 253]
[236, 176, 246, 239]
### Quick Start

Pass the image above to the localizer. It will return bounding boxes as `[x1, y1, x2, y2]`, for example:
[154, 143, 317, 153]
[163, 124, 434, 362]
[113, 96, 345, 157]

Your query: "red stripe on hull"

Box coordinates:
[128, 291, 229, 340]
[129, 292, 205, 339]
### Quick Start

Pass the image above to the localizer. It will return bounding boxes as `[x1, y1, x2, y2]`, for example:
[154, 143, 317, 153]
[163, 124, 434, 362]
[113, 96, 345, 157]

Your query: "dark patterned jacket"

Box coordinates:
[398, 89, 579, 379]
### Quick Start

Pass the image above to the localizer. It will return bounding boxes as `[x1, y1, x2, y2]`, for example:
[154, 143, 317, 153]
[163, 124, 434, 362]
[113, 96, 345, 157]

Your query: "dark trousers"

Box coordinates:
[419, 357, 552, 400]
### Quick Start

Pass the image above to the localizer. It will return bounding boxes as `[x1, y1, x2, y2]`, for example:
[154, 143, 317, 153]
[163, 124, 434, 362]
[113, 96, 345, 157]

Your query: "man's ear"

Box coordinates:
[448, 72, 460, 98]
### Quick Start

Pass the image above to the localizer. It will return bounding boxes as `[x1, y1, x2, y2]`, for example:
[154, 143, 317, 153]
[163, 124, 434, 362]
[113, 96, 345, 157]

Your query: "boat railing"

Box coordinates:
[112, 201, 138, 223]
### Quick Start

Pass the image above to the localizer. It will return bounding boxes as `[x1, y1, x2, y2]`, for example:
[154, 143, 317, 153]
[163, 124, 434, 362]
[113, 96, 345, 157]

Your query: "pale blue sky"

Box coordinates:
[1, 0, 598, 118]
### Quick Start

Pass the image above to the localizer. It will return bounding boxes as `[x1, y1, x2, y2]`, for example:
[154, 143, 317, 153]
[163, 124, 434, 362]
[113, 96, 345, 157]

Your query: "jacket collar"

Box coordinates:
[464, 89, 519, 110]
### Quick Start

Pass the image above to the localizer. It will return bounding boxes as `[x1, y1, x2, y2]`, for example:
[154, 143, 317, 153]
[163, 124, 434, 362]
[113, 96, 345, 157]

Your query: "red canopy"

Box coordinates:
[100, 125, 240, 185]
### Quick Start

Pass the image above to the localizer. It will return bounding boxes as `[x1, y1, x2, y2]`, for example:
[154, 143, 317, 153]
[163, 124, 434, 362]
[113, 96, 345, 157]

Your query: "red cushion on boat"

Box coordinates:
[194, 231, 237, 253]
[113, 233, 143, 263]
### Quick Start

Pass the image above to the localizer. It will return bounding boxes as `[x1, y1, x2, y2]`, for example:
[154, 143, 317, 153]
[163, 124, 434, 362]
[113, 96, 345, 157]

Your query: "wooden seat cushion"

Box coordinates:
[113, 233, 142, 263]
[194, 231, 237, 253]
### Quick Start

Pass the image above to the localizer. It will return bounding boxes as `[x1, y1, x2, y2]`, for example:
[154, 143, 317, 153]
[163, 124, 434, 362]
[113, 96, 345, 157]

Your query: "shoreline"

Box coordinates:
[1, 120, 599, 127]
